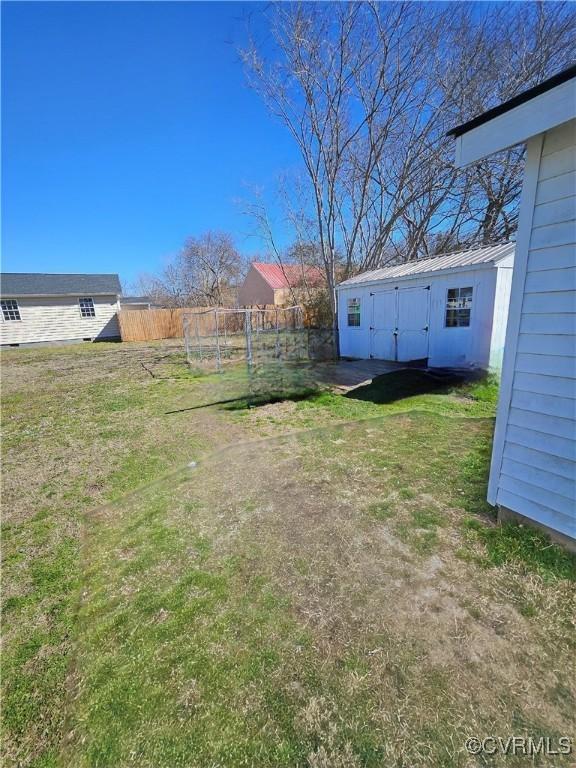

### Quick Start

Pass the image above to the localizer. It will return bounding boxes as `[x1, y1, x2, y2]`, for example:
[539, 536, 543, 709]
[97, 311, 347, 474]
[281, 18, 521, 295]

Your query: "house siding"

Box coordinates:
[238, 267, 275, 306]
[272, 287, 295, 306]
[0, 295, 120, 345]
[488, 266, 513, 370]
[492, 119, 576, 539]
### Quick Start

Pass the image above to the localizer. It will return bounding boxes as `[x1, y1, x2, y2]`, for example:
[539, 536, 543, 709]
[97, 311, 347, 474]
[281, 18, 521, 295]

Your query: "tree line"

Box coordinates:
[137, 2, 574, 325]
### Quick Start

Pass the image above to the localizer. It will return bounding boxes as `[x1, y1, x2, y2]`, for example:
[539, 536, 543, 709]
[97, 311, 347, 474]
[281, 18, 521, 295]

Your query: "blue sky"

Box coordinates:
[2, 1, 298, 289]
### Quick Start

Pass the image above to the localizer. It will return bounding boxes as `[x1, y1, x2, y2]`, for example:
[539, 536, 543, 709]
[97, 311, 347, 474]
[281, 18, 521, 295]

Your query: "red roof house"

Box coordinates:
[238, 262, 324, 306]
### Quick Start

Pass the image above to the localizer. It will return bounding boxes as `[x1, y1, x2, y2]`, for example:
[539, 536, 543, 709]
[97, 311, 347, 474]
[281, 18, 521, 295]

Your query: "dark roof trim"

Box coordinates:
[447, 64, 576, 139]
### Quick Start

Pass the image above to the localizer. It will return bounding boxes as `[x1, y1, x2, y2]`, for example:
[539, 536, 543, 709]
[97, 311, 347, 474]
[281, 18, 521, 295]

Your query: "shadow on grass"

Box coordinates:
[166, 388, 321, 415]
[168, 368, 478, 415]
[221, 387, 320, 411]
[344, 368, 465, 405]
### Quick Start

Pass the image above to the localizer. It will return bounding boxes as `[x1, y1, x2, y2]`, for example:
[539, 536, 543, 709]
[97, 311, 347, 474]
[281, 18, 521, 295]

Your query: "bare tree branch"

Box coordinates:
[241, 1, 575, 326]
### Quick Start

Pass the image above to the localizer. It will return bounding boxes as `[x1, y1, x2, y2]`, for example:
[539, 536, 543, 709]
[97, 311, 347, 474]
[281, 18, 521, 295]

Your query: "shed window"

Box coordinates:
[79, 297, 96, 318]
[347, 298, 361, 327]
[445, 287, 472, 327]
[1, 299, 21, 321]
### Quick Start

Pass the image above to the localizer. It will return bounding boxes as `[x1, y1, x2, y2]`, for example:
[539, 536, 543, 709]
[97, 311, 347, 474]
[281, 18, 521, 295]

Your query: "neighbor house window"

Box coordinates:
[79, 297, 96, 318]
[1, 299, 21, 321]
[347, 298, 361, 327]
[445, 287, 473, 327]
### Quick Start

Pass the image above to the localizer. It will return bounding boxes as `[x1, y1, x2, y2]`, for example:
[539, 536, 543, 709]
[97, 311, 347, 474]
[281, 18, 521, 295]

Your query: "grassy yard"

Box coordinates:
[2, 343, 575, 767]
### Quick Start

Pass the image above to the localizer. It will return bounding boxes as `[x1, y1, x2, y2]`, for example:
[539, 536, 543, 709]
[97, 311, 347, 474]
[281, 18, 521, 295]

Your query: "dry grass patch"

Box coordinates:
[1, 343, 238, 767]
[63, 411, 575, 767]
[2, 348, 574, 768]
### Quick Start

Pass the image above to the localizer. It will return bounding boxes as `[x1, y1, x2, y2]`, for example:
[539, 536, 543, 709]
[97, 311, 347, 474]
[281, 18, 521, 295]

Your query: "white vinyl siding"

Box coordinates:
[488, 266, 513, 370]
[0, 295, 120, 345]
[453, 77, 576, 168]
[492, 119, 576, 539]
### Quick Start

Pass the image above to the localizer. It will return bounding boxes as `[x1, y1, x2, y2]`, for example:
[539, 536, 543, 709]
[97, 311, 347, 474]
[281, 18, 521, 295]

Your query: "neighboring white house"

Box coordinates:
[337, 242, 514, 370]
[449, 64, 576, 547]
[0, 273, 121, 346]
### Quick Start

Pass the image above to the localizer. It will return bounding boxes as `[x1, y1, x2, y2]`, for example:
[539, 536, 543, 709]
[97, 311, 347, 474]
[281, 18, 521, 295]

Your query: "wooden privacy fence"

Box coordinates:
[117, 308, 203, 342]
[117, 306, 305, 342]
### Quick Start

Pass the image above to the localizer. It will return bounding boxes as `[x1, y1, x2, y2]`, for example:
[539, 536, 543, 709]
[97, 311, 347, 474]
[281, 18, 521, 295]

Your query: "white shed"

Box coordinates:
[337, 243, 514, 371]
[0, 273, 121, 346]
[449, 65, 575, 546]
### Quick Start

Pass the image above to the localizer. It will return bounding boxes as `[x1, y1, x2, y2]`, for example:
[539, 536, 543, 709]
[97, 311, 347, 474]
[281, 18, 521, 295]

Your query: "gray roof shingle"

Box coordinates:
[0, 273, 121, 296]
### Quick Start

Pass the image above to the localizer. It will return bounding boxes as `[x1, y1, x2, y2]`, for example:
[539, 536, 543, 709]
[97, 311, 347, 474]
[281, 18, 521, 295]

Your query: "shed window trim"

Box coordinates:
[347, 298, 361, 327]
[1, 299, 22, 321]
[445, 287, 473, 328]
[79, 297, 96, 318]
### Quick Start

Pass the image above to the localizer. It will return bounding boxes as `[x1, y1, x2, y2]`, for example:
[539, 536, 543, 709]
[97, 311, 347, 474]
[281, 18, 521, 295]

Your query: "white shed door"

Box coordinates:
[397, 287, 430, 361]
[370, 290, 397, 360]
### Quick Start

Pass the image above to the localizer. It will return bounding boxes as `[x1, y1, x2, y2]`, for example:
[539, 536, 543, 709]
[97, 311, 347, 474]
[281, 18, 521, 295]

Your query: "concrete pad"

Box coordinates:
[312, 359, 403, 391]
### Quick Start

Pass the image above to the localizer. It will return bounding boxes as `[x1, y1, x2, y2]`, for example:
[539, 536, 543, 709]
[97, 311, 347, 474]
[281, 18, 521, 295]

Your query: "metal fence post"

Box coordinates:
[195, 313, 203, 362]
[184, 315, 191, 363]
[214, 308, 222, 373]
[245, 309, 253, 371]
[275, 308, 280, 359]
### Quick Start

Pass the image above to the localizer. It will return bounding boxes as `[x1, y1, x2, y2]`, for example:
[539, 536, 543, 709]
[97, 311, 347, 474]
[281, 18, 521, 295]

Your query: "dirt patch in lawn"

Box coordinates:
[64, 411, 576, 767]
[3, 347, 574, 768]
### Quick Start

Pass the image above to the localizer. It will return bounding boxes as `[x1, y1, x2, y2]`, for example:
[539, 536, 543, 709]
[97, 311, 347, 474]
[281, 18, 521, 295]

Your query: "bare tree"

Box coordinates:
[243, 2, 444, 326]
[135, 231, 245, 307]
[134, 266, 194, 308]
[181, 231, 244, 305]
[242, 2, 575, 326]
[433, 2, 575, 249]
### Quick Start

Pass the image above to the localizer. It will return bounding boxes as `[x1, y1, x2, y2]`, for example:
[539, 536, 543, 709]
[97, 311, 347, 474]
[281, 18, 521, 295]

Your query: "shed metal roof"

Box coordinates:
[0, 273, 121, 296]
[338, 242, 515, 288]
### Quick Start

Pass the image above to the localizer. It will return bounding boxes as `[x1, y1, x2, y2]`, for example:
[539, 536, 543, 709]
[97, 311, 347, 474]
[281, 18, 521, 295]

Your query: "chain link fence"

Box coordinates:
[184, 307, 335, 373]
